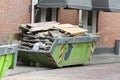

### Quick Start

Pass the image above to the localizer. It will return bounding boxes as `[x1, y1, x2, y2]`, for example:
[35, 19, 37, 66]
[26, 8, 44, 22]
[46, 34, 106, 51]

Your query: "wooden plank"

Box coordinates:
[29, 24, 59, 32]
[19, 24, 27, 29]
[40, 32, 49, 36]
[59, 27, 87, 36]
[54, 24, 79, 28]
[23, 34, 37, 39]
[49, 31, 64, 38]
[54, 24, 88, 36]
[19, 24, 29, 33]
[20, 42, 34, 46]
[19, 45, 31, 50]
[26, 21, 59, 28]
[22, 39, 40, 43]
[36, 33, 46, 38]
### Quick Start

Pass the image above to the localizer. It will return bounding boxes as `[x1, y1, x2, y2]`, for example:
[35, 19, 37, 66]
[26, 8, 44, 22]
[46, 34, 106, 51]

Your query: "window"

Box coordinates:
[35, 8, 57, 22]
[79, 10, 98, 33]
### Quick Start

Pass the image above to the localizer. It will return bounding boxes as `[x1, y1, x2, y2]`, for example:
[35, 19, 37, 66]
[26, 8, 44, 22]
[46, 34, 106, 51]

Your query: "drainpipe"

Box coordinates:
[31, 0, 35, 23]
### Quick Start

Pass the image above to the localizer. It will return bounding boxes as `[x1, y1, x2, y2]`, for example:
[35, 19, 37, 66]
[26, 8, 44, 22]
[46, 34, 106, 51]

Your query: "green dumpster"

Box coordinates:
[19, 35, 99, 67]
[0, 44, 18, 80]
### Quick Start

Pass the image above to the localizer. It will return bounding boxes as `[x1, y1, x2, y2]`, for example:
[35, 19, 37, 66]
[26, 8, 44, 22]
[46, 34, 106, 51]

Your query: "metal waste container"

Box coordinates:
[0, 44, 18, 80]
[19, 35, 99, 68]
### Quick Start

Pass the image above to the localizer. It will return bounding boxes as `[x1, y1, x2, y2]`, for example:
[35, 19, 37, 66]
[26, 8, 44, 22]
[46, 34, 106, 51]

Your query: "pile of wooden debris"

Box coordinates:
[19, 22, 87, 51]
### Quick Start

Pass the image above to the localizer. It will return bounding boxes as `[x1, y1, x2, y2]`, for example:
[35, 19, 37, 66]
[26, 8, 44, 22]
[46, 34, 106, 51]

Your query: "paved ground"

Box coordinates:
[90, 54, 120, 65]
[5, 54, 120, 76]
[4, 66, 49, 76]
[3, 63, 120, 80]
[2, 54, 120, 80]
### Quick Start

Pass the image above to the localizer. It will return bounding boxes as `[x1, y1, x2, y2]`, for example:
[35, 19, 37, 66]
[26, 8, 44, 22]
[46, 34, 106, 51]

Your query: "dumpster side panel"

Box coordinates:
[52, 42, 96, 67]
[0, 44, 18, 80]
[30, 53, 57, 67]
[0, 54, 14, 80]
[19, 51, 57, 67]
[18, 35, 99, 68]
[52, 44, 68, 67]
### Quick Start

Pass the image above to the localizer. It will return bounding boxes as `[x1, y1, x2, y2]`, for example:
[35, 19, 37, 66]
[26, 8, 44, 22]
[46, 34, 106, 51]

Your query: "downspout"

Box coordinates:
[31, 0, 35, 23]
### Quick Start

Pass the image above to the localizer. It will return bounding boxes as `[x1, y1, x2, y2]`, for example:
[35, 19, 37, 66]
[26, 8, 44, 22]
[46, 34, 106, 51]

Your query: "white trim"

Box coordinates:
[82, 10, 88, 29]
[41, 8, 46, 22]
[34, 0, 38, 5]
[92, 11, 97, 34]
[40, 8, 57, 22]
[31, 0, 35, 23]
[52, 8, 57, 21]
[79, 10, 82, 26]
[79, 10, 97, 33]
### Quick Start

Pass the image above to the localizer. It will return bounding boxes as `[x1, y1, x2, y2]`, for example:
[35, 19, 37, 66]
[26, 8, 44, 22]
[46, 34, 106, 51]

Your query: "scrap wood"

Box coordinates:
[27, 21, 60, 28]
[35, 33, 46, 38]
[60, 28, 87, 36]
[55, 24, 79, 28]
[19, 45, 31, 50]
[19, 24, 27, 29]
[29, 24, 59, 32]
[49, 31, 64, 38]
[19, 24, 29, 29]
[19, 24, 30, 33]
[20, 42, 34, 46]
[40, 32, 49, 36]
[22, 39, 40, 43]
[54, 24, 88, 36]
[19, 22, 88, 51]
[23, 34, 37, 39]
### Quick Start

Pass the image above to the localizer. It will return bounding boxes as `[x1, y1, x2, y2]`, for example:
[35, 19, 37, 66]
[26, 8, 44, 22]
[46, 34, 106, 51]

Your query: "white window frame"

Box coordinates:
[92, 11, 97, 34]
[79, 10, 97, 33]
[40, 8, 57, 22]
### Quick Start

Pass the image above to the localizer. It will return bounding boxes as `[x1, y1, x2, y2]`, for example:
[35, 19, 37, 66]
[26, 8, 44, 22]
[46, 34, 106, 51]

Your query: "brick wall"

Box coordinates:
[57, 8, 79, 25]
[0, 0, 31, 42]
[1, 1, 119, 48]
[97, 11, 120, 47]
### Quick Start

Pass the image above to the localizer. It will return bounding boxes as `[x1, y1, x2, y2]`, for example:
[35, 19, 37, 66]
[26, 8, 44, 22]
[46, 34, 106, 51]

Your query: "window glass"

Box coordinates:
[79, 10, 98, 33]
[46, 8, 52, 21]
[87, 11, 93, 26]
[35, 8, 57, 22]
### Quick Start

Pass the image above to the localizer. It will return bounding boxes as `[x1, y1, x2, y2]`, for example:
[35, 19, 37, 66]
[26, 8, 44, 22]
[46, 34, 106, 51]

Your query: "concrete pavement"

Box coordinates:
[3, 63, 120, 80]
[4, 66, 49, 76]
[3, 54, 120, 80]
[90, 54, 120, 65]
[5, 54, 120, 76]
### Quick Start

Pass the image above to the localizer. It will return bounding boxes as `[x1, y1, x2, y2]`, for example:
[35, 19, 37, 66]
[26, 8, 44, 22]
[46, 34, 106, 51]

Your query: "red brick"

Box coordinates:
[0, 0, 31, 42]
[57, 8, 79, 25]
[97, 11, 120, 47]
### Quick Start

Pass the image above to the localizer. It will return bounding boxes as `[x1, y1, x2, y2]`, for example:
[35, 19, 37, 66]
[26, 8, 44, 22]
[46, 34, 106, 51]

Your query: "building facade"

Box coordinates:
[0, 0, 31, 43]
[36, 8, 120, 53]
[98, 11, 120, 48]
[0, 1, 120, 53]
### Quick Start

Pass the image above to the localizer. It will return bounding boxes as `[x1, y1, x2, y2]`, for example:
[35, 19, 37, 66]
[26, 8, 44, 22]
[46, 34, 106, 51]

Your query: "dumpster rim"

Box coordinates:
[0, 44, 19, 56]
[18, 35, 99, 54]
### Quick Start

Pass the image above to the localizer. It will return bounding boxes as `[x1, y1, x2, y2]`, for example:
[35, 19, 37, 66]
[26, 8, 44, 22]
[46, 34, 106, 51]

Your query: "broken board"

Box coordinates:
[54, 24, 88, 36]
